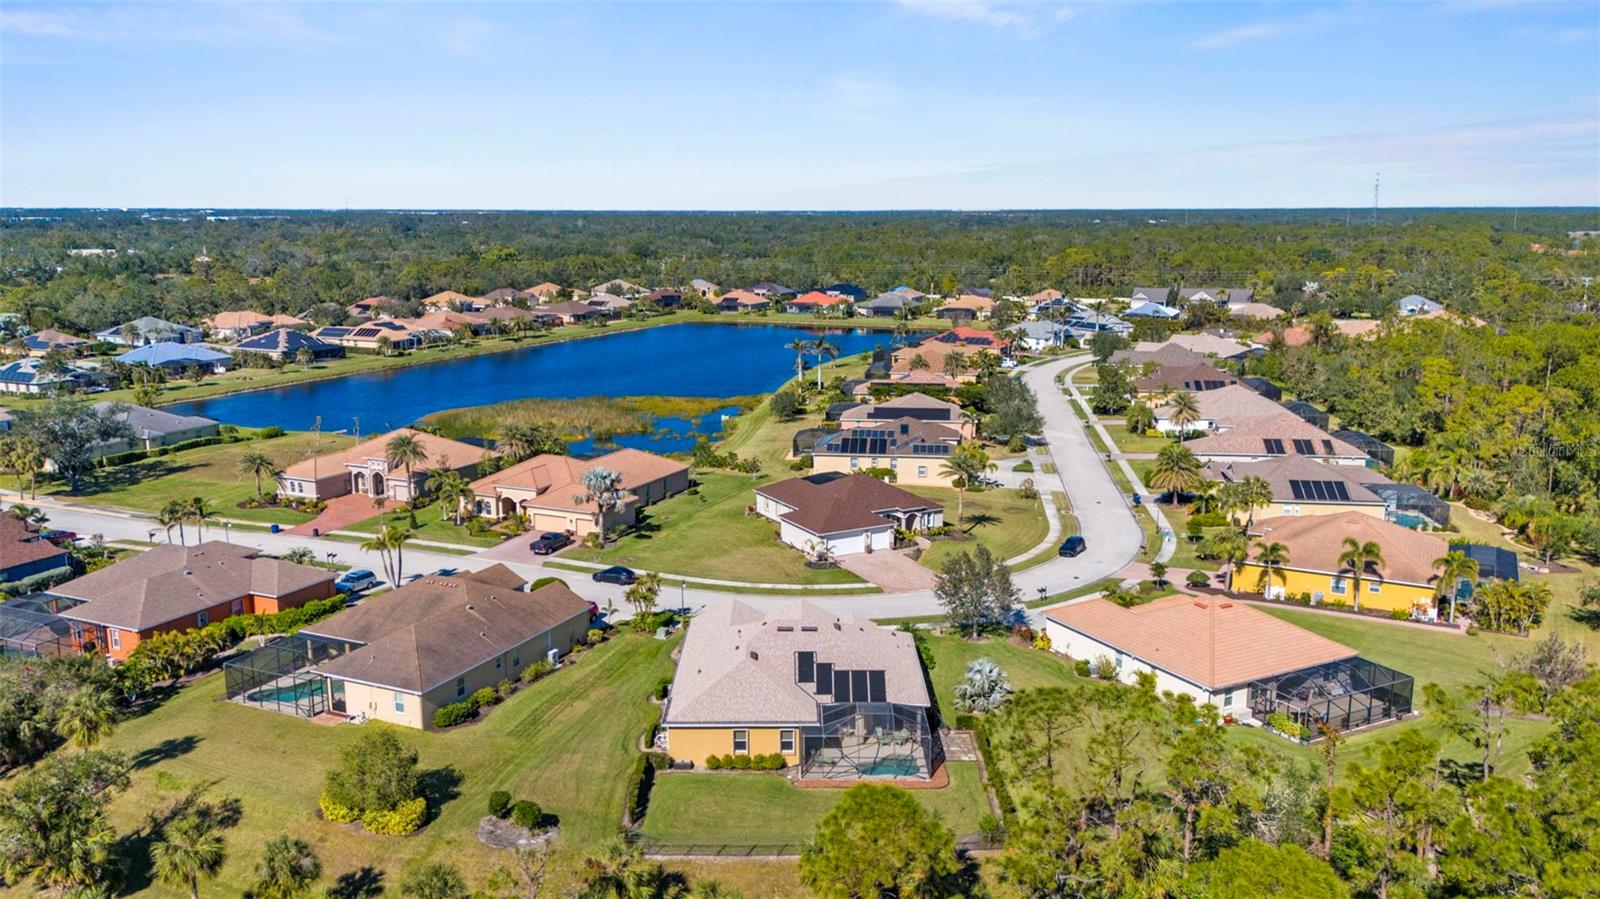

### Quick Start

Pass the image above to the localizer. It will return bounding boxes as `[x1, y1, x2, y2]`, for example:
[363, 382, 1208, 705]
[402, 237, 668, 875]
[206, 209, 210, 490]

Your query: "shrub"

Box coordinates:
[625, 754, 655, 826]
[319, 792, 360, 824]
[705, 754, 725, 770]
[653, 676, 672, 700]
[362, 797, 427, 836]
[645, 751, 670, 770]
[519, 660, 553, 683]
[1074, 659, 1092, 677]
[1186, 570, 1211, 588]
[761, 753, 787, 770]
[487, 790, 512, 819]
[528, 576, 565, 591]
[1012, 460, 1034, 473]
[510, 800, 543, 830]
[472, 686, 499, 708]
[258, 425, 286, 439]
[730, 754, 751, 770]
[1032, 632, 1051, 651]
[978, 811, 1005, 843]
[1390, 608, 1411, 621]
[1092, 656, 1118, 680]
[497, 678, 515, 700]
[432, 700, 477, 728]
[1189, 511, 1229, 528]
[969, 720, 1016, 828]
[586, 628, 606, 645]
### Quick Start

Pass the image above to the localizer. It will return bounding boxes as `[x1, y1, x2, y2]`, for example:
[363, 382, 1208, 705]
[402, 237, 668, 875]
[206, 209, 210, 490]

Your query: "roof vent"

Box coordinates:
[183, 570, 192, 576]
[749, 650, 759, 661]
[465, 604, 474, 611]
[1219, 602, 1233, 609]
[833, 622, 841, 630]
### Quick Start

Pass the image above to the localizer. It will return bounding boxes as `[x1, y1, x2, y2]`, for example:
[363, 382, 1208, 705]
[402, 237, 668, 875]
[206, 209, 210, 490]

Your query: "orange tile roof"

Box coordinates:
[789, 291, 847, 306]
[522, 282, 563, 297]
[281, 428, 490, 481]
[469, 449, 686, 514]
[1044, 595, 1356, 689]
[1249, 511, 1448, 586]
[422, 290, 478, 308]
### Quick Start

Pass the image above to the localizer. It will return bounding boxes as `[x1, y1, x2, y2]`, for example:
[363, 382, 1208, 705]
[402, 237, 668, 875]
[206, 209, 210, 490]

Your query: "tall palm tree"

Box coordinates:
[942, 350, 968, 381]
[812, 338, 840, 389]
[1252, 541, 1291, 597]
[160, 499, 188, 545]
[56, 686, 115, 751]
[938, 442, 995, 531]
[187, 497, 214, 542]
[1149, 442, 1201, 502]
[785, 338, 811, 385]
[1432, 550, 1480, 624]
[1124, 403, 1156, 436]
[252, 835, 321, 899]
[153, 814, 227, 899]
[1239, 475, 1273, 527]
[1336, 538, 1385, 612]
[1188, 480, 1220, 514]
[1166, 390, 1202, 435]
[431, 471, 472, 524]
[237, 450, 280, 500]
[382, 523, 415, 584]
[359, 531, 396, 586]
[626, 571, 662, 619]
[385, 432, 431, 510]
[496, 423, 541, 462]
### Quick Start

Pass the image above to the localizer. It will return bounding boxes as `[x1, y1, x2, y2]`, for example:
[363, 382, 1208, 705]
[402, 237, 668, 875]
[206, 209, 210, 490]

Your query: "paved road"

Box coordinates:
[13, 354, 1145, 618]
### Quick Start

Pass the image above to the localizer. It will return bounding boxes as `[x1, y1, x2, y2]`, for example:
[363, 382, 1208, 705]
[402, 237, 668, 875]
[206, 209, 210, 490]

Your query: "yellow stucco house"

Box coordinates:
[808, 417, 962, 487]
[1230, 511, 1447, 614]
[662, 600, 934, 780]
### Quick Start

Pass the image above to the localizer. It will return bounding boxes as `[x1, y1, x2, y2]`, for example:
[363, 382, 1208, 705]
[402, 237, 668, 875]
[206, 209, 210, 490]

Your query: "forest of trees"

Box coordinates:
[1, 208, 1594, 335]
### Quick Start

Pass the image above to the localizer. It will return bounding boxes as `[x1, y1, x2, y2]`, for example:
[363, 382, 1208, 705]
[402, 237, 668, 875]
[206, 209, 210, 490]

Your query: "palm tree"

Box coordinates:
[237, 450, 279, 500]
[1432, 550, 1480, 625]
[252, 835, 321, 899]
[1238, 475, 1273, 527]
[1252, 541, 1291, 597]
[1187, 480, 1220, 514]
[938, 442, 995, 531]
[1124, 403, 1156, 436]
[942, 349, 968, 381]
[1166, 390, 1202, 435]
[385, 432, 431, 515]
[496, 423, 544, 462]
[1149, 442, 1201, 502]
[153, 814, 227, 899]
[626, 571, 662, 619]
[579, 467, 625, 539]
[812, 338, 840, 389]
[431, 471, 471, 524]
[1336, 538, 1385, 612]
[359, 530, 396, 586]
[187, 496, 214, 542]
[785, 338, 812, 385]
[56, 686, 115, 751]
[160, 499, 188, 545]
[382, 523, 415, 584]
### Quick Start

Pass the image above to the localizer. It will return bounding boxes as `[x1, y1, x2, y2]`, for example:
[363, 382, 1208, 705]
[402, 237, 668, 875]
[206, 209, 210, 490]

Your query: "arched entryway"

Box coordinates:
[371, 473, 385, 497]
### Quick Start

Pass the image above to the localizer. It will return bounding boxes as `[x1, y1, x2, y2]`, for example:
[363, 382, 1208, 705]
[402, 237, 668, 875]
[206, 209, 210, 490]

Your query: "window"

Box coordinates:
[393, 692, 406, 713]
[195, 610, 208, 627]
[732, 730, 749, 755]
[850, 457, 860, 469]
[1368, 581, 1381, 593]
[513, 652, 521, 669]
[1331, 577, 1347, 595]
[780, 730, 796, 754]
[917, 465, 928, 477]
[109, 629, 121, 650]
[1114, 652, 1125, 669]
[496, 657, 503, 670]
[456, 676, 467, 698]
[231, 599, 244, 616]
[1223, 689, 1234, 707]
[889, 459, 897, 470]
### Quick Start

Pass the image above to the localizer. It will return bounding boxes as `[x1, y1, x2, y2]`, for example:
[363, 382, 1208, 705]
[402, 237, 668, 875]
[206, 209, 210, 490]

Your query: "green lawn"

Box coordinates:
[564, 471, 866, 585]
[924, 634, 1084, 710]
[38, 431, 354, 525]
[342, 499, 508, 548]
[915, 485, 1050, 571]
[641, 762, 989, 844]
[84, 633, 678, 895]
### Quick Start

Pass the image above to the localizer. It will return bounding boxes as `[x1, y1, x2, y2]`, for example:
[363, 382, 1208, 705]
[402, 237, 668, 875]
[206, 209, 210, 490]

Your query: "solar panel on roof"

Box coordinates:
[868, 670, 887, 702]
[1292, 438, 1316, 454]
[1263, 439, 1286, 455]
[1289, 480, 1352, 502]
[797, 651, 815, 685]
[852, 670, 869, 703]
[815, 663, 833, 695]
[834, 669, 851, 702]
[1322, 439, 1335, 454]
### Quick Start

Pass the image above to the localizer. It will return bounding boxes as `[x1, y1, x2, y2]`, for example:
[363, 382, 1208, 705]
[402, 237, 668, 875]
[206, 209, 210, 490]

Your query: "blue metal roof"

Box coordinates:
[116, 342, 232, 366]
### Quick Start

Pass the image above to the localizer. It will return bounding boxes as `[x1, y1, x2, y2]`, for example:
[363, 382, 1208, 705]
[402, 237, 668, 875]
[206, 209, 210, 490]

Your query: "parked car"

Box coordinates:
[592, 565, 637, 585]
[335, 569, 378, 593]
[1058, 535, 1087, 557]
[39, 530, 77, 546]
[530, 532, 573, 555]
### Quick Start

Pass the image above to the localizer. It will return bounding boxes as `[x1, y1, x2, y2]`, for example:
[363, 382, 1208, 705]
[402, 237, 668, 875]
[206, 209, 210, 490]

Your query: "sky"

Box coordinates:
[2, 1, 1598, 209]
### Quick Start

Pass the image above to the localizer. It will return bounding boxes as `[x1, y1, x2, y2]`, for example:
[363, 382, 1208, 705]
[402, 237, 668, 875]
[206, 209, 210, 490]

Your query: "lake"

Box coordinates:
[168, 323, 908, 450]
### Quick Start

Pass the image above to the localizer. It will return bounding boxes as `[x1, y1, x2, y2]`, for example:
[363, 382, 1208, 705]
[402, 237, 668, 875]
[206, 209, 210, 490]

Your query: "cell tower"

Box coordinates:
[1372, 173, 1380, 225]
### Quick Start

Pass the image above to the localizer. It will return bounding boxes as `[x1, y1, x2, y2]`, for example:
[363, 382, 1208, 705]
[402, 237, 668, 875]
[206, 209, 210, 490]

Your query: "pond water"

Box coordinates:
[168, 323, 908, 449]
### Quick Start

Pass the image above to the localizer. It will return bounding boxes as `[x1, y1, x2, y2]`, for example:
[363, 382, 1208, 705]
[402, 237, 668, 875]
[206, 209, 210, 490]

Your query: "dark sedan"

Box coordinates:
[530, 532, 573, 555]
[592, 565, 637, 585]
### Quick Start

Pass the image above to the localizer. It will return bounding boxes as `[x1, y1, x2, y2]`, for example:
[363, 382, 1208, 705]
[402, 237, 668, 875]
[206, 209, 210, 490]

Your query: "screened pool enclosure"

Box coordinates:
[222, 633, 361, 718]
[0, 594, 85, 659]
[1248, 657, 1414, 738]
[799, 701, 936, 780]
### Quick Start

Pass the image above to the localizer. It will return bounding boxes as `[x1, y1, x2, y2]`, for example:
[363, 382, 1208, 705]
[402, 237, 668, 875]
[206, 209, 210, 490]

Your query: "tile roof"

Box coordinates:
[1109, 344, 1210, 368]
[1123, 302, 1182, 319]
[719, 289, 770, 306]
[812, 416, 960, 460]
[1227, 302, 1285, 321]
[23, 329, 90, 349]
[1045, 595, 1357, 690]
[934, 327, 1010, 348]
[541, 301, 604, 317]
[1262, 320, 1382, 347]
[756, 473, 942, 536]
[94, 402, 216, 439]
[522, 282, 564, 297]
[206, 311, 307, 331]
[469, 449, 686, 512]
[789, 291, 848, 306]
[55, 542, 334, 631]
[308, 570, 593, 694]
[1134, 334, 1253, 359]
[422, 290, 479, 308]
[1128, 287, 1173, 303]
[941, 295, 996, 312]
[281, 428, 490, 481]
[1182, 412, 1367, 461]
[1250, 511, 1449, 586]
[665, 599, 930, 725]
[1202, 456, 1387, 506]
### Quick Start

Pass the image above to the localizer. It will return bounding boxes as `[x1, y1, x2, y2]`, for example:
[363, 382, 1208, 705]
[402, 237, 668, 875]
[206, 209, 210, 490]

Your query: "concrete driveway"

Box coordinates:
[836, 550, 939, 592]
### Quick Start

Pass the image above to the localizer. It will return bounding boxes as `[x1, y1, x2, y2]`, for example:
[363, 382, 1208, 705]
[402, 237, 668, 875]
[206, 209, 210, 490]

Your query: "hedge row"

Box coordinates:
[958, 714, 1016, 830]
[624, 753, 655, 827]
[704, 753, 787, 770]
[319, 792, 426, 835]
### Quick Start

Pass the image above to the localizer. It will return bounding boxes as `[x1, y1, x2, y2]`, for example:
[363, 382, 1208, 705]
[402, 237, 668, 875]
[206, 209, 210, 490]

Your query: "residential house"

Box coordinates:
[809, 417, 961, 486]
[204, 311, 308, 340]
[716, 290, 770, 312]
[1202, 457, 1389, 520]
[785, 291, 851, 315]
[232, 328, 344, 362]
[749, 281, 797, 298]
[1043, 595, 1414, 732]
[663, 600, 935, 778]
[858, 293, 918, 318]
[0, 357, 102, 394]
[888, 286, 927, 301]
[936, 294, 996, 321]
[1397, 294, 1443, 316]
[1178, 287, 1253, 306]
[837, 392, 975, 439]
[931, 327, 1011, 352]
[1030, 296, 1083, 318]
[1027, 288, 1065, 303]
[422, 290, 483, 312]
[1280, 400, 1331, 430]
[1160, 386, 1369, 465]
[1124, 301, 1182, 320]
[1063, 312, 1134, 340]
[1133, 333, 1253, 360]
[647, 288, 683, 308]
[1008, 320, 1072, 352]
[822, 283, 868, 301]
[1227, 302, 1284, 321]
[276, 428, 491, 503]
[55, 542, 336, 661]
[92, 402, 219, 456]
[539, 301, 607, 325]
[520, 283, 565, 303]
[689, 278, 720, 297]
[1109, 344, 1211, 370]
[0, 516, 71, 584]
[584, 294, 634, 317]
[346, 296, 396, 319]
[957, 286, 994, 298]
[468, 449, 689, 536]
[591, 279, 648, 298]
[1259, 319, 1382, 348]
[1134, 362, 1240, 396]
[478, 288, 521, 306]
[311, 321, 425, 352]
[20, 329, 91, 356]
[1127, 287, 1174, 305]
[115, 342, 232, 372]
[96, 317, 204, 347]
[1230, 511, 1448, 615]
[755, 474, 944, 558]
[889, 340, 980, 381]
[291, 569, 593, 729]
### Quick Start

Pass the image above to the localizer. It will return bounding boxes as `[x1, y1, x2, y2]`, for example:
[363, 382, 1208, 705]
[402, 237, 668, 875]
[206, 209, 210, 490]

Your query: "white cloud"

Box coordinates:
[0, 4, 336, 45]
[895, 0, 1073, 32]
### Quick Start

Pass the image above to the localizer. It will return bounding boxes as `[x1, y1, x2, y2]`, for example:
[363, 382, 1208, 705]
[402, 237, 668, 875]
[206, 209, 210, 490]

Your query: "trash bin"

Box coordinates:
[312, 528, 320, 537]
[269, 524, 280, 534]
[1132, 493, 1142, 506]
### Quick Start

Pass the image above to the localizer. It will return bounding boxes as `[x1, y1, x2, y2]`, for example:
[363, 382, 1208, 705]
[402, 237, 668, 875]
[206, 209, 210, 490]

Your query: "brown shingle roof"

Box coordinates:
[756, 474, 941, 536]
[1183, 411, 1366, 460]
[1202, 456, 1386, 506]
[665, 600, 930, 725]
[1250, 512, 1448, 587]
[1045, 595, 1357, 690]
[1134, 362, 1239, 392]
[55, 542, 334, 631]
[307, 571, 591, 694]
[0, 517, 70, 573]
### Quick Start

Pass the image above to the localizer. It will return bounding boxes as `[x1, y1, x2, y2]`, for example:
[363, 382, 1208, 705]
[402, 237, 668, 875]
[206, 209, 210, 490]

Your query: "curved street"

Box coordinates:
[10, 354, 1147, 619]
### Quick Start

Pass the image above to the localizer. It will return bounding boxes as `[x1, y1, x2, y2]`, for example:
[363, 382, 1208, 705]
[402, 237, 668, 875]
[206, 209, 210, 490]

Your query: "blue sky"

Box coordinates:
[3, 1, 1597, 209]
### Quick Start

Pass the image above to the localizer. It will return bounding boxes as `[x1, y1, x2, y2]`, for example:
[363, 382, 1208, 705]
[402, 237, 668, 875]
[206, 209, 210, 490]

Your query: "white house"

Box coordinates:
[754, 473, 942, 558]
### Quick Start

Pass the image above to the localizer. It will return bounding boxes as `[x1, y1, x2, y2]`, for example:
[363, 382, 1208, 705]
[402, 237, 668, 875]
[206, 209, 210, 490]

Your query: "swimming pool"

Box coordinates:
[245, 678, 326, 705]
[860, 756, 921, 777]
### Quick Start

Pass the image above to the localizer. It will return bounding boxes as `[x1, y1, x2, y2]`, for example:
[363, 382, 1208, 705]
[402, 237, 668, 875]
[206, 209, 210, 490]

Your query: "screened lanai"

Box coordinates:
[0, 594, 86, 659]
[799, 700, 936, 780]
[1248, 657, 1414, 738]
[222, 633, 361, 718]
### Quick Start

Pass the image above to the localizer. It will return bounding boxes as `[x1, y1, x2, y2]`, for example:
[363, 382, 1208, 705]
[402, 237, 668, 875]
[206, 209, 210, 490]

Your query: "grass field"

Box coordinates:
[342, 499, 508, 548]
[39, 431, 354, 525]
[564, 471, 867, 585]
[914, 485, 1050, 571]
[83, 633, 678, 896]
[641, 763, 989, 844]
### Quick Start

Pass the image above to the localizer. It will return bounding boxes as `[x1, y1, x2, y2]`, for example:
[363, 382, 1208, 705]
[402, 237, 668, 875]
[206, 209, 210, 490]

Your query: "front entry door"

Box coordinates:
[329, 679, 347, 713]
